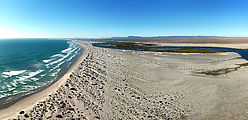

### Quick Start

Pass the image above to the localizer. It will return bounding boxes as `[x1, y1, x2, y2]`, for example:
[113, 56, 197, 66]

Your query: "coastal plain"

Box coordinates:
[1, 40, 248, 119]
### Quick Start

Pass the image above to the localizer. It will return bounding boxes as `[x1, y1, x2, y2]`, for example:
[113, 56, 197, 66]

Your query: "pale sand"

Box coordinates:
[102, 48, 248, 119]
[143, 42, 248, 49]
[0, 41, 88, 119]
[1, 41, 248, 119]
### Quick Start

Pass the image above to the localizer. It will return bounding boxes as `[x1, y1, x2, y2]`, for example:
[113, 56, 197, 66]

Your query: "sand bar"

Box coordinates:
[1, 41, 248, 119]
[155, 43, 248, 49]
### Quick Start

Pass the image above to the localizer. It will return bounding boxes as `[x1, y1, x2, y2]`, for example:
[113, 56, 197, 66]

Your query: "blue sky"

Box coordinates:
[0, 0, 248, 38]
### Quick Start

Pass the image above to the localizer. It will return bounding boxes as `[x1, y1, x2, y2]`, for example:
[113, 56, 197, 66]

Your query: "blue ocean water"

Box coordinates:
[0, 39, 81, 106]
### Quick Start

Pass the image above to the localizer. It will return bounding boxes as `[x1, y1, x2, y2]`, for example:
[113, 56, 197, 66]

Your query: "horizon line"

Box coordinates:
[1, 35, 248, 39]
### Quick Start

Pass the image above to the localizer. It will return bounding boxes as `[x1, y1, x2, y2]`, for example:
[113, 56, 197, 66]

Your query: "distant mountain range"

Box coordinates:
[111, 36, 225, 39]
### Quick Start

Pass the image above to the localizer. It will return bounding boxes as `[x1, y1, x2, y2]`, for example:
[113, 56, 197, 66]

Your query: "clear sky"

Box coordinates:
[0, 0, 248, 38]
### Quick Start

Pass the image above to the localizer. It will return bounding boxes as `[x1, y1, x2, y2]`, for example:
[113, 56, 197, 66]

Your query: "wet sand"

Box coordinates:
[0, 41, 88, 119]
[1, 40, 248, 119]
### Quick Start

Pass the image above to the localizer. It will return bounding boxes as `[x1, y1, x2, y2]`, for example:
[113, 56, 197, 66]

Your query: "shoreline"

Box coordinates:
[141, 42, 248, 49]
[0, 40, 248, 119]
[0, 41, 88, 119]
[0, 41, 82, 110]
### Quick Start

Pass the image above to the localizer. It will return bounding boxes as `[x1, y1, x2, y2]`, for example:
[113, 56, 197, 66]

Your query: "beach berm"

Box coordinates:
[1, 40, 248, 119]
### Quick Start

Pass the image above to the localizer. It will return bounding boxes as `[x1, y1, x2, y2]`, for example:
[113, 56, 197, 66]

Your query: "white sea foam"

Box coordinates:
[1, 75, 9, 78]
[62, 47, 72, 53]
[49, 61, 65, 72]
[67, 48, 80, 62]
[0, 94, 9, 99]
[42, 59, 53, 63]
[8, 87, 16, 91]
[5, 84, 16, 92]
[40, 73, 47, 77]
[46, 41, 79, 70]
[50, 73, 56, 77]
[22, 85, 40, 91]
[51, 69, 61, 76]
[75, 47, 81, 53]
[48, 55, 68, 66]
[48, 47, 77, 66]
[18, 70, 44, 81]
[6, 84, 11, 88]
[51, 54, 63, 58]
[61, 41, 74, 53]
[31, 77, 39, 81]
[9, 79, 19, 89]
[10, 82, 17, 87]
[46, 54, 66, 67]
[67, 54, 76, 62]
[2, 70, 26, 77]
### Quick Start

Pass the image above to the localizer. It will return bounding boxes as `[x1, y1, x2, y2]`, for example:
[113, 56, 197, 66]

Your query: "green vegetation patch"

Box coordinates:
[101, 42, 222, 53]
[197, 62, 248, 76]
[197, 67, 238, 76]
[236, 63, 248, 67]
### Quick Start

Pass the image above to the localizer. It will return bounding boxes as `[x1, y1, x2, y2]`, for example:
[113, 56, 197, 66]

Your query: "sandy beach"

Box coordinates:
[1, 40, 248, 119]
[2, 0, 248, 119]
[115, 37, 248, 49]
[145, 42, 248, 49]
[0, 41, 88, 119]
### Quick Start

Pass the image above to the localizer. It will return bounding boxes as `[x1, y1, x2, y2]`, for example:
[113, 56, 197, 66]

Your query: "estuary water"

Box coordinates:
[93, 42, 248, 61]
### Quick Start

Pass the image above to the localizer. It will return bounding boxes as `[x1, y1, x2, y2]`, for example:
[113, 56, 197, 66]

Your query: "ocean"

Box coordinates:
[0, 39, 81, 107]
